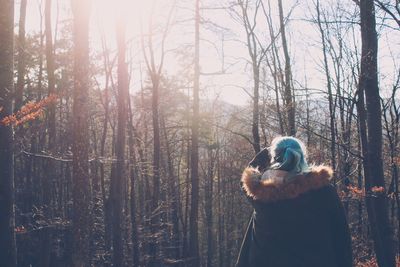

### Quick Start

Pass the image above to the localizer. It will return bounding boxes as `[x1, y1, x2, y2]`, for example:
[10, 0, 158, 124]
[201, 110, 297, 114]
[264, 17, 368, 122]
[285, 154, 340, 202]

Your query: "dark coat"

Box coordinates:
[235, 166, 352, 267]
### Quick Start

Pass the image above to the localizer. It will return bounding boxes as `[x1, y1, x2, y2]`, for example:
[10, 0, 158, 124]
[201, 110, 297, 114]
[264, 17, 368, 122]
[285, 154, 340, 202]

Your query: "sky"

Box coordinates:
[18, 0, 400, 106]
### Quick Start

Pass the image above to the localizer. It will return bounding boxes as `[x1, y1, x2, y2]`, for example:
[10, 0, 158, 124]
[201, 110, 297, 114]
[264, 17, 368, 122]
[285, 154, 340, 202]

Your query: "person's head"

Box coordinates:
[269, 136, 309, 174]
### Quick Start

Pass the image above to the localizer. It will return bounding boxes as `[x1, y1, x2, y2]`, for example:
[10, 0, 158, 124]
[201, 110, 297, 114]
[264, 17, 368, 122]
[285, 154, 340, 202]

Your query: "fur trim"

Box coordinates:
[241, 165, 333, 202]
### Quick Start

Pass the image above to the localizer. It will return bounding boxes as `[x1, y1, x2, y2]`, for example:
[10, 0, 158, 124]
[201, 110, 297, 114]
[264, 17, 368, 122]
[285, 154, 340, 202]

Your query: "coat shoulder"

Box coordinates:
[241, 165, 333, 202]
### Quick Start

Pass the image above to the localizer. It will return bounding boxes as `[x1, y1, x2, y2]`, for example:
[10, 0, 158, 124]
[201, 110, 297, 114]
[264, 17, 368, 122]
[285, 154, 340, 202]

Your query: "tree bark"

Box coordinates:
[45, 0, 56, 149]
[358, 0, 396, 266]
[128, 96, 140, 267]
[278, 0, 295, 136]
[264, 0, 284, 135]
[189, 0, 200, 265]
[315, 0, 336, 181]
[71, 0, 91, 266]
[238, 0, 262, 153]
[161, 114, 180, 261]
[99, 30, 112, 264]
[110, 15, 128, 267]
[0, 0, 17, 266]
[205, 146, 216, 267]
[41, 3, 57, 264]
[149, 42, 161, 267]
[15, 0, 27, 111]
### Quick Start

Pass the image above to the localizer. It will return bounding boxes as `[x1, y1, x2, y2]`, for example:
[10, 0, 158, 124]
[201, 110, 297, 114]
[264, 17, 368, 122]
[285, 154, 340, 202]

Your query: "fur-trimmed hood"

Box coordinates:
[241, 165, 333, 202]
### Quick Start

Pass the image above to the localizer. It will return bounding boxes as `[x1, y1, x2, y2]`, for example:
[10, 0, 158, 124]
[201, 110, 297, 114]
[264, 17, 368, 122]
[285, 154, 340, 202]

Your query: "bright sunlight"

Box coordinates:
[2, 0, 400, 266]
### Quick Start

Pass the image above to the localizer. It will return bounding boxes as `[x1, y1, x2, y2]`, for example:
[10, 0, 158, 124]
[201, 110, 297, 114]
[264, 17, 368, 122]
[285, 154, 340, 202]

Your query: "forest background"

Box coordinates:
[0, 0, 400, 266]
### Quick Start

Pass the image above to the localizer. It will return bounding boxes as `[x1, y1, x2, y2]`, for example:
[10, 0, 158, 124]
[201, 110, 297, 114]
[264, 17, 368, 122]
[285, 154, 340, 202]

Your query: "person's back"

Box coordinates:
[236, 137, 352, 267]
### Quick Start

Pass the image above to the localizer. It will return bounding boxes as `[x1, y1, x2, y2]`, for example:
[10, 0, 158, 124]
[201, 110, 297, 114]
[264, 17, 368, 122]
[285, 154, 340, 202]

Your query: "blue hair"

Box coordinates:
[269, 136, 309, 174]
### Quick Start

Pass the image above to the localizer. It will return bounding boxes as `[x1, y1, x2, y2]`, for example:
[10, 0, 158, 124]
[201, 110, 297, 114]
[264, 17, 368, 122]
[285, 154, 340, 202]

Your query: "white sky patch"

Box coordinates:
[16, 0, 400, 106]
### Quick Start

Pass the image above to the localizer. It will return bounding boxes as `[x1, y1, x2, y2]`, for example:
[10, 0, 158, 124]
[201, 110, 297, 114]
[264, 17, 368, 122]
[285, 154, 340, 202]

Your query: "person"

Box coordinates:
[235, 136, 352, 267]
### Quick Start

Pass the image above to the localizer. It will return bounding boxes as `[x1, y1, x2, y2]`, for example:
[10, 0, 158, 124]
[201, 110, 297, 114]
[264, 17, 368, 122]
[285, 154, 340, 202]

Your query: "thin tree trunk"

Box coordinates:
[99, 28, 112, 265]
[45, 0, 56, 148]
[128, 96, 140, 267]
[0, 0, 17, 265]
[315, 0, 336, 181]
[189, 0, 200, 265]
[278, 0, 295, 136]
[140, 5, 171, 263]
[205, 146, 216, 267]
[15, 0, 27, 111]
[42, 2, 56, 264]
[110, 16, 128, 267]
[383, 100, 400, 254]
[149, 55, 161, 267]
[161, 114, 180, 262]
[252, 64, 261, 153]
[37, 0, 44, 100]
[217, 151, 224, 267]
[238, 0, 262, 153]
[264, 0, 285, 135]
[71, 0, 91, 266]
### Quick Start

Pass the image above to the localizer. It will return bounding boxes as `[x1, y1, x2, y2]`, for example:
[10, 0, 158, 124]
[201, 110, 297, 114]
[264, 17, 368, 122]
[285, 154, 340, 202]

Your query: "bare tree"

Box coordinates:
[382, 83, 400, 254]
[375, 0, 400, 28]
[358, 0, 396, 266]
[278, 0, 296, 136]
[315, 0, 337, 179]
[263, 0, 284, 135]
[236, 0, 267, 153]
[141, 2, 174, 264]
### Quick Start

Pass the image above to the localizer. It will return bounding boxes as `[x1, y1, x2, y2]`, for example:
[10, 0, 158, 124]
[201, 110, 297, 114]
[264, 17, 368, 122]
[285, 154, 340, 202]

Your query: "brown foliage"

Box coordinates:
[0, 94, 58, 126]
[344, 185, 386, 199]
[356, 256, 400, 266]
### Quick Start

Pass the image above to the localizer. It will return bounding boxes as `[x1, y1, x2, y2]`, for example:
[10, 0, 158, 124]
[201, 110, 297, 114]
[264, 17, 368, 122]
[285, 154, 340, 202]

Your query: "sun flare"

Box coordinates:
[94, 0, 162, 35]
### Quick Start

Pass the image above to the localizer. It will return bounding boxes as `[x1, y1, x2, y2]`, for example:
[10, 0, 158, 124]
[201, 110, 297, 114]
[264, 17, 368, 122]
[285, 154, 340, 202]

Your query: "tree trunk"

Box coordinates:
[189, 0, 200, 265]
[251, 63, 261, 153]
[278, 0, 295, 136]
[110, 16, 128, 267]
[45, 0, 56, 148]
[205, 146, 216, 267]
[149, 51, 161, 267]
[42, 2, 56, 264]
[359, 0, 396, 266]
[264, 1, 284, 135]
[161, 114, 180, 261]
[128, 97, 140, 267]
[315, 0, 336, 181]
[99, 29, 113, 264]
[15, 0, 27, 111]
[71, 0, 91, 266]
[238, 0, 262, 153]
[0, 0, 17, 266]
